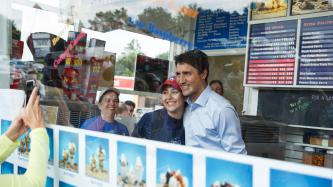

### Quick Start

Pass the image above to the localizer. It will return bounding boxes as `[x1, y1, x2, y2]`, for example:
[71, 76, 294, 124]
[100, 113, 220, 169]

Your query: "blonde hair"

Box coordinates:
[117, 102, 128, 115]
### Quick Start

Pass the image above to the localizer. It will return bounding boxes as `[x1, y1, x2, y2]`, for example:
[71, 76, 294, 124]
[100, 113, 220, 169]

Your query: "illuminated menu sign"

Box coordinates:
[194, 9, 248, 50]
[31, 33, 52, 60]
[298, 16, 333, 86]
[246, 20, 297, 85]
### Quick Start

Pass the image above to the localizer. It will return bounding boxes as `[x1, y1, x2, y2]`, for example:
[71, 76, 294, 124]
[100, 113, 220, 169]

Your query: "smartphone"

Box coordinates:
[25, 80, 36, 105]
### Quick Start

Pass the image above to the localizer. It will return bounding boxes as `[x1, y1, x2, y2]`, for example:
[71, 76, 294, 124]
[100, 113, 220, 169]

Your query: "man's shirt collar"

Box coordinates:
[186, 86, 212, 110]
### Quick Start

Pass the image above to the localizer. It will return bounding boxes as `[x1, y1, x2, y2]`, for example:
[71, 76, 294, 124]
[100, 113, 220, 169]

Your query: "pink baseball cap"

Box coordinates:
[160, 76, 181, 92]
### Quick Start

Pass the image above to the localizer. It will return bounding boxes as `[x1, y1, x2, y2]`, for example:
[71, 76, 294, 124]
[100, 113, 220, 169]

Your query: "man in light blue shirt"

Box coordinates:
[175, 49, 246, 154]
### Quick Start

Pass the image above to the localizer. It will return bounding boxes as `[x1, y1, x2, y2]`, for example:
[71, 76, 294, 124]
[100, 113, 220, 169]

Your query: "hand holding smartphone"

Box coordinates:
[25, 80, 39, 105]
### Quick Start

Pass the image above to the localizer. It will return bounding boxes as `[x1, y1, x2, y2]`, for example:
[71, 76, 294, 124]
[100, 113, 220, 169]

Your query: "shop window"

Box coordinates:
[209, 55, 245, 113]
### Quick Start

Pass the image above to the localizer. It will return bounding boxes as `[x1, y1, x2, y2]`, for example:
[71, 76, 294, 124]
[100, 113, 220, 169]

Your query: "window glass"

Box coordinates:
[209, 55, 245, 113]
[4, 0, 331, 171]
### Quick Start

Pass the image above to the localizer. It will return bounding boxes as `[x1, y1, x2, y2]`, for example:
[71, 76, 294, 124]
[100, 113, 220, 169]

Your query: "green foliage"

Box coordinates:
[137, 7, 176, 32]
[88, 4, 202, 75]
[88, 8, 128, 32]
[11, 21, 21, 40]
[170, 3, 198, 39]
[115, 39, 143, 76]
[88, 4, 200, 39]
[156, 51, 169, 60]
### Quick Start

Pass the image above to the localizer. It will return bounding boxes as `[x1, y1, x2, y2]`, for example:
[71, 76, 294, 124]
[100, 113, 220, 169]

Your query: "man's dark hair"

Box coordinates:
[174, 49, 209, 82]
[209, 80, 223, 87]
[125, 100, 136, 108]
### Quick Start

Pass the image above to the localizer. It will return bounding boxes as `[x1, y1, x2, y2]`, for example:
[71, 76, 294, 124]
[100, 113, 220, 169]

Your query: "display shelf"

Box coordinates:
[286, 124, 333, 131]
[257, 120, 333, 131]
[294, 143, 333, 150]
[239, 117, 333, 132]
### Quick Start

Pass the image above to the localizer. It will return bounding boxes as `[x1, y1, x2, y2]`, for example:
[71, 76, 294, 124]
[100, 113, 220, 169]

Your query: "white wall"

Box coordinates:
[0, 0, 11, 88]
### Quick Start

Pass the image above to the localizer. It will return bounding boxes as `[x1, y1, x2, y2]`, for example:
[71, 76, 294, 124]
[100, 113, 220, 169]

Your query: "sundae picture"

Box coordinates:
[206, 157, 253, 187]
[117, 141, 146, 187]
[270, 169, 332, 187]
[156, 149, 192, 187]
[292, 0, 333, 15]
[17, 130, 31, 157]
[46, 128, 54, 165]
[1, 119, 11, 135]
[46, 177, 54, 187]
[59, 181, 76, 187]
[1, 161, 14, 174]
[85, 135, 109, 181]
[17, 166, 27, 174]
[251, 0, 288, 20]
[59, 131, 79, 173]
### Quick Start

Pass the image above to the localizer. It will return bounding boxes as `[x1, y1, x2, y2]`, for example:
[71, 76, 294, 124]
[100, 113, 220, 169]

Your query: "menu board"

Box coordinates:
[89, 38, 106, 49]
[246, 20, 297, 85]
[194, 9, 248, 50]
[258, 90, 333, 128]
[297, 15, 333, 86]
[31, 33, 52, 59]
